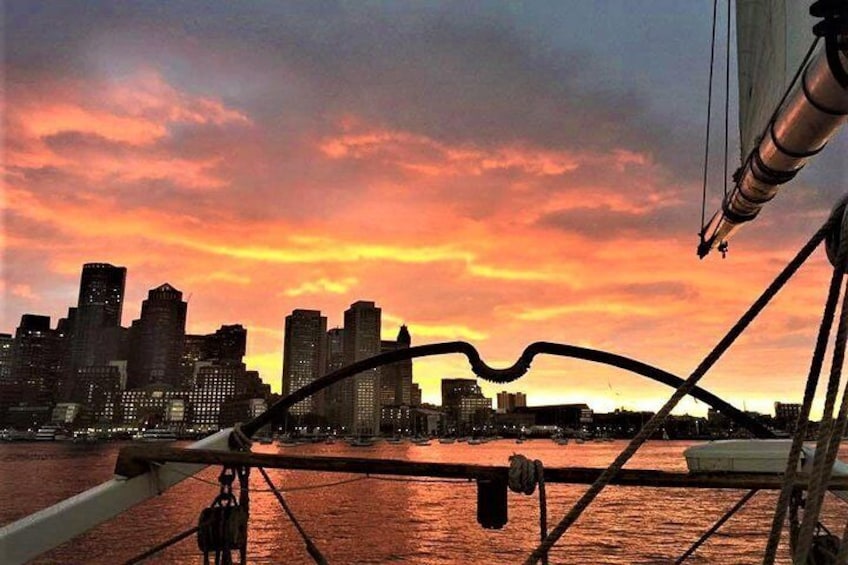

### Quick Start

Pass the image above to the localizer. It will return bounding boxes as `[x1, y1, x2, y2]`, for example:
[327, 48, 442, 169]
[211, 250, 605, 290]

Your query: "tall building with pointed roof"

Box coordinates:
[380, 325, 413, 407]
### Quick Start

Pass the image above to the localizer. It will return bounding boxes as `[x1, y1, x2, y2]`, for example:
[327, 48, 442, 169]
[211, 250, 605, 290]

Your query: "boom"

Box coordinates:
[698, 3, 848, 258]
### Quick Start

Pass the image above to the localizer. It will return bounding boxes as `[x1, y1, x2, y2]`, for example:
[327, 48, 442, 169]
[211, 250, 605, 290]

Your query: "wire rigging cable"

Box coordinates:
[524, 205, 844, 564]
[699, 0, 721, 235]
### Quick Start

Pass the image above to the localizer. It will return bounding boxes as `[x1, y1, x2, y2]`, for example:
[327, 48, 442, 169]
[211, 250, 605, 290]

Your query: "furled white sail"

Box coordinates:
[698, 0, 848, 258]
[736, 0, 817, 159]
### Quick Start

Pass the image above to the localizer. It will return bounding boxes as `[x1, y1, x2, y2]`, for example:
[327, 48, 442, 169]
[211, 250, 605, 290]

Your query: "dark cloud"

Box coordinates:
[536, 204, 697, 242]
[4, 1, 665, 153]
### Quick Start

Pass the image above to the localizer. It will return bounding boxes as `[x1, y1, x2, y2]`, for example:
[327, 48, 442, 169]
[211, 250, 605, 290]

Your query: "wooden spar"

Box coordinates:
[116, 445, 848, 491]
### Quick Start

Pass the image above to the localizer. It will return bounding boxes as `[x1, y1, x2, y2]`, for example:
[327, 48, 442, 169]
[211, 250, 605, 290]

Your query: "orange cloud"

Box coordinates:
[320, 124, 584, 177]
[7, 69, 250, 190]
[3, 89, 836, 419]
[284, 277, 359, 297]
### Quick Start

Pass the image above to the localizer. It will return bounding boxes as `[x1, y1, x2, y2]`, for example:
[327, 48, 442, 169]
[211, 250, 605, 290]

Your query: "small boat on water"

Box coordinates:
[438, 437, 455, 444]
[386, 436, 403, 444]
[34, 425, 70, 442]
[467, 438, 483, 445]
[0, 428, 34, 442]
[553, 437, 569, 446]
[349, 437, 375, 447]
[135, 428, 178, 442]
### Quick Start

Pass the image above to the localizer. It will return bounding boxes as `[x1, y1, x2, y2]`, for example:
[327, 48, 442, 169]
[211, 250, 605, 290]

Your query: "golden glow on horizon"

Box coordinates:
[3, 54, 838, 418]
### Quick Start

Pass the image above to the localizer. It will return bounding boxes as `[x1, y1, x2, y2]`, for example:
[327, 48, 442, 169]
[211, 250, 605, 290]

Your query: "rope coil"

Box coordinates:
[509, 454, 549, 565]
[509, 454, 541, 495]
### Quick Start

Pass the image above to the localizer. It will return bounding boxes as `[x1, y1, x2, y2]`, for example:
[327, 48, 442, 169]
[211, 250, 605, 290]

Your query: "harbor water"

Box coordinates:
[3, 439, 848, 564]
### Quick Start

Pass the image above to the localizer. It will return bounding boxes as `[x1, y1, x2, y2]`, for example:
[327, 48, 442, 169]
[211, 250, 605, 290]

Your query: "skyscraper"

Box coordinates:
[281, 310, 327, 416]
[379, 325, 413, 406]
[127, 283, 187, 389]
[344, 301, 381, 435]
[323, 327, 347, 429]
[71, 263, 126, 370]
[1, 315, 62, 427]
[0, 333, 13, 383]
[208, 324, 247, 361]
[441, 378, 491, 434]
[180, 324, 248, 389]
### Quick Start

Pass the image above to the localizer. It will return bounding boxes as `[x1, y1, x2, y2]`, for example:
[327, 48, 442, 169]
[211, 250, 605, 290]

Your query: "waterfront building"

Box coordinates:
[496, 391, 527, 413]
[344, 301, 382, 436]
[411, 406, 444, 436]
[70, 263, 126, 371]
[120, 386, 188, 430]
[410, 382, 422, 407]
[513, 403, 593, 431]
[0, 315, 62, 427]
[0, 333, 13, 382]
[180, 325, 248, 389]
[323, 328, 347, 430]
[774, 401, 802, 433]
[441, 378, 492, 434]
[207, 324, 247, 362]
[68, 364, 124, 423]
[189, 360, 245, 430]
[127, 283, 187, 389]
[180, 334, 208, 389]
[379, 325, 413, 407]
[591, 409, 651, 438]
[220, 397, 268, 428]
[53, 308, 76, 400]
[281, 310, 327, 417]
[380, 404, 412, 435]
[243, 370, 271, 399]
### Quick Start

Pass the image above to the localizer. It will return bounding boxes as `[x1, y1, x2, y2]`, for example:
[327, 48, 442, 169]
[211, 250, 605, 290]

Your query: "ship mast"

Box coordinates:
[698, 1, 848, 258]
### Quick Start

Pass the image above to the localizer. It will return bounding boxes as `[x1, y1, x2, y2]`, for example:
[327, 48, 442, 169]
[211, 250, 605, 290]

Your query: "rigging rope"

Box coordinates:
[761, 248, 846, 564]
[785, 203, 848, 564]
[523, 214, 837, 565]
[675, 489, 758, 564]
[722, 0, 731, 199]
[509, 454, 549, 565]
[699, 0, 721, 235]
[155, 461, 367, 493]
[794, 280, 848, 564]
[837, 505, 848, 562]
[122, 521, 208, 565]
[258, 466, 328, 565]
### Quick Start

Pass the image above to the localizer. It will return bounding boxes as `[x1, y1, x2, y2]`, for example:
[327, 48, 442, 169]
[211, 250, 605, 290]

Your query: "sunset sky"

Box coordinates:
[3, 1, 846, 416]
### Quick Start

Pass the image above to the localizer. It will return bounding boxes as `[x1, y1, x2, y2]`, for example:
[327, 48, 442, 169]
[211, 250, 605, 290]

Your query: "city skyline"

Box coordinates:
[4, 2, 846, 418]
[1, 261, 811, 418]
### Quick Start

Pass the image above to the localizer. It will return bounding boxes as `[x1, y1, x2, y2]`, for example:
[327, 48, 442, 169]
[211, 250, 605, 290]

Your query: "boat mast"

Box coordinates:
[698, 2, 848, 258]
